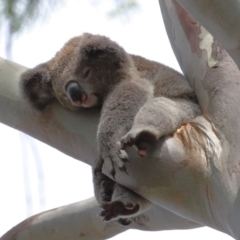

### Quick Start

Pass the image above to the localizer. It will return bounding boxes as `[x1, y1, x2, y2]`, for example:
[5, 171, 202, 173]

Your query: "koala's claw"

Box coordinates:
[121, 130, 157, 157]
[99, 201, 140, 222]
[118, 149, 129, 163]
[120, 165, 128, 175]
[96, 145, 129, 177]
[94, 157, 117, 179]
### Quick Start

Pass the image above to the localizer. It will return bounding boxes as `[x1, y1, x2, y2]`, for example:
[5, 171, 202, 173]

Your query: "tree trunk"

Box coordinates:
[176, 0, 240, 69]
[159, 1, 240, 238]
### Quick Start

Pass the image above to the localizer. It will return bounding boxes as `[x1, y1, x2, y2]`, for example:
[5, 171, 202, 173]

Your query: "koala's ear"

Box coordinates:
[79, 34, 131, 70]
[20, 63, 55, 111]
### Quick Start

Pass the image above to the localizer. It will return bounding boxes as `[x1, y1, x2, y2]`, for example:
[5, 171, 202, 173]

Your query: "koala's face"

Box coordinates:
[51, 56, 123, 111]
[51, 64, 104, 111]
[20, 33, 131, 112]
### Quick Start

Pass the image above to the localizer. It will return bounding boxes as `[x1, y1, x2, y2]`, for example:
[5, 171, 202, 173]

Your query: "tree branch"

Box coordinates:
[0, 58, 201, 239]
[1, 197, 201, 240]
[1, 198, 125, 240]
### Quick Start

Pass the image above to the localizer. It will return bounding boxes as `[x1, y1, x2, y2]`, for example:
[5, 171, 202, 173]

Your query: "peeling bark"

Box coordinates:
[176, 0, 240, 69]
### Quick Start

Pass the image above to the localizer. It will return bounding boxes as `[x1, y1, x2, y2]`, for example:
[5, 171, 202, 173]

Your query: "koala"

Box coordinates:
[20, 33, 201, 223]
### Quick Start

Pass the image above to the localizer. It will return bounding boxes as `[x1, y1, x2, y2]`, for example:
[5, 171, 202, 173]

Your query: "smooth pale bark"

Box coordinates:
[2, 0, 240, 239]
[1, 198, 125, 240]
[176, 0, 240, 69]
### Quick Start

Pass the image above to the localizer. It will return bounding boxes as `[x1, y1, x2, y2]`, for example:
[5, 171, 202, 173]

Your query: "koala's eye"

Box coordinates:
[82, 67, 90, 79]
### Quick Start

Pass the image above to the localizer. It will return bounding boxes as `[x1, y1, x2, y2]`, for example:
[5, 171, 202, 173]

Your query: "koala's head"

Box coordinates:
[20, 33, 133, 111]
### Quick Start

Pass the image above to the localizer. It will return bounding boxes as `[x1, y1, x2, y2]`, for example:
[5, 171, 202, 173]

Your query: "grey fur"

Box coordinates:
[20, 33, 201, 223]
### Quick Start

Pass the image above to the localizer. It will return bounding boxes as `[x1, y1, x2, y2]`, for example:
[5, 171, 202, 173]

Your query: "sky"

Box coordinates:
[0, 0, 233, 239]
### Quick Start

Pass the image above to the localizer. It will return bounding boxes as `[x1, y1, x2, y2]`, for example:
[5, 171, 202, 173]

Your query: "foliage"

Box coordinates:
[0, 0, 63, 36]
[0, 0, 139, 37]
[0, 0, 138, 58]
[0, 0, 64, 58]
[107, 0, 139, 18]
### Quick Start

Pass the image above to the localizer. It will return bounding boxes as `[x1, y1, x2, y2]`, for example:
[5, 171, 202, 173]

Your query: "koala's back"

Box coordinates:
[131, 54, 196, 102]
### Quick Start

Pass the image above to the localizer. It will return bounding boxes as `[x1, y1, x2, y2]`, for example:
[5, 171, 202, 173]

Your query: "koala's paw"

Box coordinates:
[98, 183, 151, 225]
[99, 201, 140, 222]
[121, 129, 157, 157]
[95, 142, 129, 178]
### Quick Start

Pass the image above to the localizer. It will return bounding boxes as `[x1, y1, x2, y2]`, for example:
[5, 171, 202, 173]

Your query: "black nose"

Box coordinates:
[65, 81, 86, 103]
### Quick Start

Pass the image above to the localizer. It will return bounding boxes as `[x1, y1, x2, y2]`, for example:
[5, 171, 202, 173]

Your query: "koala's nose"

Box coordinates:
[65, 81, 87, 104]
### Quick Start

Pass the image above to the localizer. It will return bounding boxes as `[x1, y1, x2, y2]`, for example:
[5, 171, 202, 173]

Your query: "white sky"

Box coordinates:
[0, 0, 233, 239]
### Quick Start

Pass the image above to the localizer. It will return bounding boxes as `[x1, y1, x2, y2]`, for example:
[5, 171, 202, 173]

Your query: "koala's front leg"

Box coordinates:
[93, 172, 151, 224]
[100, 183, 151, 223]
[121, 97, 201, 156]
[95, 80, 153, 177]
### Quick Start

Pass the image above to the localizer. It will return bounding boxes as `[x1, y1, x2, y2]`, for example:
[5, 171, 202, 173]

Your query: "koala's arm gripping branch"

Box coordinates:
[97, 79, 152, 175]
